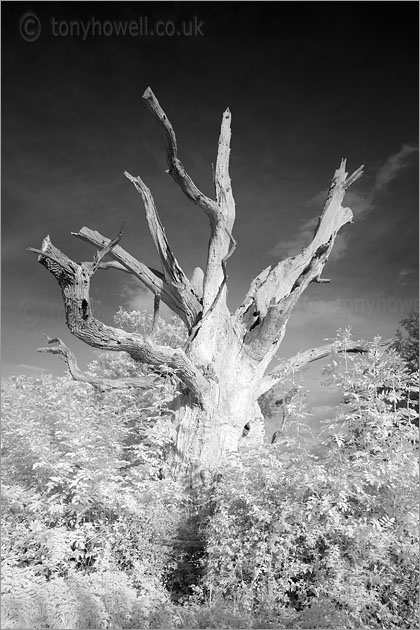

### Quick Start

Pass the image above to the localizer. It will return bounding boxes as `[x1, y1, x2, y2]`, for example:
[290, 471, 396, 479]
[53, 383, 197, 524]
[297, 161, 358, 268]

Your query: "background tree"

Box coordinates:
[392, 311, 419, 373]
[30, 88, 369, 481]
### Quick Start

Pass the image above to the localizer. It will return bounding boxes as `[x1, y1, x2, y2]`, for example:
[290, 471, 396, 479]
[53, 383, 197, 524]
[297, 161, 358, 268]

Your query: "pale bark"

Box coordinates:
[123, 171, 203, 325]
[258, 338, 393, 397]
[142, 87, 219, 221]
[72, 227, 200, 328]
[30, 87, 366, 473]
[29, 235, 209, 404]
[270, 387, 299, 444]
[38, 335, 158, 391]
[234, 159, 364, 365]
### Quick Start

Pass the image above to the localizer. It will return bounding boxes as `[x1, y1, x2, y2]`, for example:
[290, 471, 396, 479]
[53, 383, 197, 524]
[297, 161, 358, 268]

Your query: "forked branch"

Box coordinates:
[72, 226, 201, 328]
[143, 87, 219, 221]
[90, 223, 125, 274]
[236, 159, 364, 361]
[29, 235, 210, 403]
[142, 87, 235, 315]
[124, 171, 203, 323]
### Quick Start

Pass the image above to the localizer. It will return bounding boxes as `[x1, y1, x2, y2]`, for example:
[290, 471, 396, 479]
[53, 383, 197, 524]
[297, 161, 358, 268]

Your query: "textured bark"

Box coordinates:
[30, 87, 365, 476]
[38, 335, 158, 391]
[29, 235, 209, 404]
[72, 226, 201, 328]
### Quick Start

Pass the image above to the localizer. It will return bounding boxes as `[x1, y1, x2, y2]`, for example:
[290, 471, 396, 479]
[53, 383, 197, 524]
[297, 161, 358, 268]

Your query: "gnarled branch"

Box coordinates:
[235, 159, 364, 361]
[124, 171, 203, 318]
[72, 226, 201, 329]
[29, 235, 210, 404]
[142, 87, 237, 345]
[258, 338, 392, 397]
[142, 87, 219, 222]
[90, 223, 125, 275]
[38, 335, 158, 391]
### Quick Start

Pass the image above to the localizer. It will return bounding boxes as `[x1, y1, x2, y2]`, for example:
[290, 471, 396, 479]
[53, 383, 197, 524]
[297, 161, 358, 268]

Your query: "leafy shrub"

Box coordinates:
[2, 317, 418, 629]
[1, 344, 188, 627]
[1, 565, 177, 629]
[199, 335, 419, 629]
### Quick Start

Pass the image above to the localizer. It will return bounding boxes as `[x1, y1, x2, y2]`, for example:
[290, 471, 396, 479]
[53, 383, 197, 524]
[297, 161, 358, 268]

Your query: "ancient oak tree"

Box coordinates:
[30, 88, 367, 478]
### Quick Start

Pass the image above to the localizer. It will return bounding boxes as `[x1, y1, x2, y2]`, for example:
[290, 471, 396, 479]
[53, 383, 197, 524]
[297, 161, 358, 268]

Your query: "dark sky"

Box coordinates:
[2, 2, 418, 428]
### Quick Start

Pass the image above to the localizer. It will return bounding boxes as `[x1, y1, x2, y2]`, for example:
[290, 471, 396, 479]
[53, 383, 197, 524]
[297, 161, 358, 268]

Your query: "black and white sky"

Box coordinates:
[2, 2, 419, 426]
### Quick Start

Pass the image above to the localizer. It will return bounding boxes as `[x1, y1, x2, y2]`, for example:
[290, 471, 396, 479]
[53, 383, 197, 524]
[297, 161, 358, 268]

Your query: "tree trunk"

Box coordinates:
[172, 362, 265, 469]
[31, 87, 371, 486]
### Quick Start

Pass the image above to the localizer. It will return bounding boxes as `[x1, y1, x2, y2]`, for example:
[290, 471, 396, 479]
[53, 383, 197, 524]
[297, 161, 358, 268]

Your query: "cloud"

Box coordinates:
[399, 266, 416, 286]
[119, 277, 152, 312]
[399, 267, 414, 278]
[268, 216, 317, 258]
[373, 144, 418, 192]
[118, 276, 175, 320]
[269, 144, 418, 261]
[344, 143, 419, 221]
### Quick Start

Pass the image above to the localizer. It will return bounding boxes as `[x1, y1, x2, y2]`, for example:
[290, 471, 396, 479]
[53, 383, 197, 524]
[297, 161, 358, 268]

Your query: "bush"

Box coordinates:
[2, 325, 418, 628]
[1, 565, 177, 629]
[199, 336, 419, 629]
[1, 360, 188, 628]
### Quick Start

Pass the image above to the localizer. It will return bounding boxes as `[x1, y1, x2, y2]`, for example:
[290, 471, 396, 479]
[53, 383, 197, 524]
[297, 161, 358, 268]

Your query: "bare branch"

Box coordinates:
[27, 244, 75, 274]
[214, 108, 235, 224]
[343, 164, 364, 189]
[142, 87, 219, 221]
[286, 341, 371, 371]
[124, 171, 203, 323]
[235, 159, 364, 361]
[95, 260, 133, 273]
[141, 89, 237, 332]
[32, 235, 210, 404]
[90, 223, 125, 275]
[73, 227, 162, 287]
[38, 335, 158, 391]
[258, 338, 392, 396]
[72, 227, 201, 328]
[201, 108, 236, 311]
[124, 170, 205, 328]
[89, 260, 165, 282]
[312, 275, 331, 284]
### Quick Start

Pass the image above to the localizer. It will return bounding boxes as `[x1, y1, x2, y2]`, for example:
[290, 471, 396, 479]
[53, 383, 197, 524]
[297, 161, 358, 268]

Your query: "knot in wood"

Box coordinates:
[200, 363, 219, 383]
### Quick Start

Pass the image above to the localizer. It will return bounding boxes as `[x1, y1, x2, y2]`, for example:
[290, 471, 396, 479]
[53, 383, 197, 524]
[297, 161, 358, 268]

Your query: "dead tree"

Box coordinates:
[30, 87, 369, 481]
